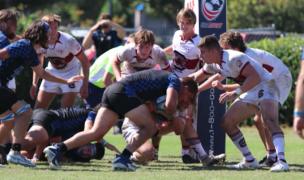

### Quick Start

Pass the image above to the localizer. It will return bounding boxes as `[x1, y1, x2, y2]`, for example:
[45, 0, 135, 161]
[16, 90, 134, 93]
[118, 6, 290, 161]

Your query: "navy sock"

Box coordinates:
[57, 143, 68, 153]
[122, 149, 132, 158]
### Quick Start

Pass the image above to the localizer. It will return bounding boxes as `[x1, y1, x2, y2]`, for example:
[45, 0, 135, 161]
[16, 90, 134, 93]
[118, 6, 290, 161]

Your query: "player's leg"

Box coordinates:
[34, 90, 56, 109]
[22, 125, 49, 151]
[61, 92, 78, 108]
[222, 100, 259, 169]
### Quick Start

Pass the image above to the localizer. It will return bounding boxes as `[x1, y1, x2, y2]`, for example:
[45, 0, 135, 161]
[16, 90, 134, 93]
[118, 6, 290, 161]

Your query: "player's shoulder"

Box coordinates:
[58, 31, 77, 42]
[192, 34, 201, 45]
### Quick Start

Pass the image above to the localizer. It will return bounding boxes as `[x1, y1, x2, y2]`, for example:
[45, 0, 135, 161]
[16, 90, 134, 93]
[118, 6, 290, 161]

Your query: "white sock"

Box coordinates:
[229, 130, 254, 162]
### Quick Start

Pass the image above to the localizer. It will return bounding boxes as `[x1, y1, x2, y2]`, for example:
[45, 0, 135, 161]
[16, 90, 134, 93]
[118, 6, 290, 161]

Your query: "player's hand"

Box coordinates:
[219, 91, 237, 104]
[31, 157, 40, 163]
[80, 84, 88, 99]
[212, 80, 224, 90]
[30, 85, 37, 100]
[293, 116, 304, 139]
[67, 75, 84, 85]
[105, 143, 121, 154]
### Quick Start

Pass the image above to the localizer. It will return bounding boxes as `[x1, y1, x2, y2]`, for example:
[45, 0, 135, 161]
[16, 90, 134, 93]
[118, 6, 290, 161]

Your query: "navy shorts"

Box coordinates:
[85, 82, 106, 109]
[0, 85, 22, 115]
[101, 83, 143, 118]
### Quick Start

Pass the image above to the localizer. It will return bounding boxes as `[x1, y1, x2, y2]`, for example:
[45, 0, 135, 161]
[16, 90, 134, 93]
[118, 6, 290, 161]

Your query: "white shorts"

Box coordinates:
[122, 118, 139, 144]
[39, 65, 82, 94]
[236, 79, 279, 106]
[275, 73, 292, 106]
[7, 78, 16, 89]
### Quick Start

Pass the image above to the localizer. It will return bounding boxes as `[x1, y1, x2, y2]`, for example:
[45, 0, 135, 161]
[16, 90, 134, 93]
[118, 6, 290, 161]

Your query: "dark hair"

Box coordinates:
[0, 9, 20, 24]
[99, 13, 112, 21]
[180, 76, 198, 106]
[197, 35, 221, 51]
[22, 20, 49, 47]
[219, 31, 247, 52]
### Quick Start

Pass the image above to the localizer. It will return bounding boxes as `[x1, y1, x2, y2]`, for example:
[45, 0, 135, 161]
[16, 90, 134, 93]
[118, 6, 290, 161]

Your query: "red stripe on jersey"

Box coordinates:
[185, 59, 200, 69]
[74, 49, 83, 57]
[239, 61, 249, 75]
[202, 68, 213, 75]
[262, 64, 274, 73]
[64, 53, 74, 63]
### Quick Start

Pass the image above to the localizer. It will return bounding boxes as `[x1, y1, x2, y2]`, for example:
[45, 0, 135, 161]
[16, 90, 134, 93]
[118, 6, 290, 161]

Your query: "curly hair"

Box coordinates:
[134, 29, 155, 46]
[219, 31, 247, 52]
[22, 20, 49, 48]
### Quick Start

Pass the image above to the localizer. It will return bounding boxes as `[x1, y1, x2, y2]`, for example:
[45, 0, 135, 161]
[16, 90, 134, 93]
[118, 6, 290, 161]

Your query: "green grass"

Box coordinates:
[1, 128, 304, 180]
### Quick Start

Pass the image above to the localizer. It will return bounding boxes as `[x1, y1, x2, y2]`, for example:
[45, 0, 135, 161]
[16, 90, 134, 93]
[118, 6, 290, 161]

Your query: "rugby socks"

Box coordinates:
[57, 142, 68, 153]
[272, 132, 286, 162]
[182, 145, 190, 156]
[11, 143, 21, 152]
[153, 145, 159, 157]
[267, 149, 277, 161]
[122, 149, 132, 159]
[1, 143, 12, 154]
[186, 137, 207, 159]
[229, 130, 254, 162]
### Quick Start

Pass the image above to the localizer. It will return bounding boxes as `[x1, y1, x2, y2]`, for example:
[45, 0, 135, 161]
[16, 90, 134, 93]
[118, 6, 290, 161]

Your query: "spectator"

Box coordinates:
[82, 13, 126, 60]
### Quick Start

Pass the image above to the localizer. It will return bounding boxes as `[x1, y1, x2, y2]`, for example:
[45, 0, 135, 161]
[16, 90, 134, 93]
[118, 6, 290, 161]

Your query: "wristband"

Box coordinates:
[33, 156, 39, 160]
[234, 88, 242, 96]
[293, 111, 304, 118]
[101, 139, 109, 146]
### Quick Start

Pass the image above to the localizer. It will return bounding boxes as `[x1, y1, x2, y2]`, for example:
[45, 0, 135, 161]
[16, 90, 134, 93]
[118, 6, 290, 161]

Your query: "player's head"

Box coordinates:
[0, 9, 20, 39]
[197, 35, 221, 64]
[75, 143, 105, 161]
[41, 14, 61, 40]
[176, 8, 196, 35]
[178, 77, 198, 109]
[134, 29, 155, 59]
[22, 20, 51, 49]
[219, 31, 247, 52]
[125, 33, 135, 45]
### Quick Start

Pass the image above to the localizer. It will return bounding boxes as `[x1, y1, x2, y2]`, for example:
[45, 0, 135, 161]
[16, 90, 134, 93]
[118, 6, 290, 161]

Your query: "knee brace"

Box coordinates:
[0, 112, 14, 121]
[16, 104, 31, 115]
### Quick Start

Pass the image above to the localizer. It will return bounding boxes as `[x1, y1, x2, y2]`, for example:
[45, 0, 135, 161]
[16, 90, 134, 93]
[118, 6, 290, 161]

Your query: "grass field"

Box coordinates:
[1, 128, 304, 180]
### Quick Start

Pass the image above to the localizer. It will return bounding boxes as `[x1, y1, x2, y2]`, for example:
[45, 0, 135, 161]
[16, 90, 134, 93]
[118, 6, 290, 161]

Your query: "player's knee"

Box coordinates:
[1, 119, 15, 129]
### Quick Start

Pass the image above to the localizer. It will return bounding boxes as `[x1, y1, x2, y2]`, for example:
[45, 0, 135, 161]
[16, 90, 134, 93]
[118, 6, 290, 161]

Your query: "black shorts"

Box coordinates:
[101, 83, 143, 118]
[0, 85, 22, 114]
[28, 109, 61, 138]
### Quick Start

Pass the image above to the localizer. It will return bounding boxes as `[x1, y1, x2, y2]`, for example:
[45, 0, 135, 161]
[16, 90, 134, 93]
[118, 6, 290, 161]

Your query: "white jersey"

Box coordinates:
[245, 48, 290, 78]
[245, 48, 292, 105]
[37, 31, 82, 72]
[171, 30, 203, 77]
[117, 43, 170, 77]
[202, 50, 274, 85]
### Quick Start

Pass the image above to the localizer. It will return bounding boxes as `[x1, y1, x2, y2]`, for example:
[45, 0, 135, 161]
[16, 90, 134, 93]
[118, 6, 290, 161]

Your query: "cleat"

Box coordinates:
[43, 145, 62, 169]
[7, 150, 36, 167]
[270, 160, 290, 172]
[0, 146, 7, 165]
[259, 156, 276, 167]
[151, 153, 158, 161]
[200, 151, 226, 167]
[182, 154, 200, 164]
[112, 154, 141, 171]
[229, 158, 259, 169]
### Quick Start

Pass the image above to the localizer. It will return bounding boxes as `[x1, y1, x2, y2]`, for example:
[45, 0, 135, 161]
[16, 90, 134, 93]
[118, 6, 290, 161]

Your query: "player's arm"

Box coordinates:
[110, 21, 126, 40]
[103, 71, 114, 87]
[84, 119, 94, 131]
[163, 45, 173, 55]
[31, 65, 84, 85]
[112, 55, 123, 81]
[31, 141, 50, 162]
[188, 68, 212, 84]
[165, 87, 178, 116]
[219, 63, 261, 104]
[76, 51, 90, 99]
[0, 48, 11, 59]
[82, 28, 95, 49]
[197, 73, 225, 92]
[30, 54, 44, 100]
[294, 60, 304, 139]
[158, 49, 171, 72]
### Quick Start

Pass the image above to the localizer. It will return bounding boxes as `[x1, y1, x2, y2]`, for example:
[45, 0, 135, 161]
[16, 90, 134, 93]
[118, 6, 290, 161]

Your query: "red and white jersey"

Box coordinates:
[171, 30, 203, 77]
[245, 47, 290, 78]
[117, 43, 170, 77]
[37, 31, 83, 71]
[202, 50, 273, 85]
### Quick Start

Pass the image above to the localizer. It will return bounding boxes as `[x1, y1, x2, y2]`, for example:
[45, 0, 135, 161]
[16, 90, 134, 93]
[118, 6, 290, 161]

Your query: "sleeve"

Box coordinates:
[171, 31, 180, 50]
[36, 47, 42, 55]
[202, 64, 215, 75]
[155, 46, 170, 70]
[67, 35, 83, 56]
[117, 44, 133, 62]
[229, 54, 250, 74]
[6, 40, 31, 59]
[167, 75, 181, 93]
[86, 111, 97, 122]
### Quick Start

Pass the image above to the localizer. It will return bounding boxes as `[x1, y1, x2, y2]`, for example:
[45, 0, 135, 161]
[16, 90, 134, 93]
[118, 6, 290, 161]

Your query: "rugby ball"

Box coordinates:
[155, 95, 166, 111]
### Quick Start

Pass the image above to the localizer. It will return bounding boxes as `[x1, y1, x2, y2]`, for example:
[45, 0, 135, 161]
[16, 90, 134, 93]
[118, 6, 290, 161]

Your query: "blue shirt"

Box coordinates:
[0, 39, 39, 83]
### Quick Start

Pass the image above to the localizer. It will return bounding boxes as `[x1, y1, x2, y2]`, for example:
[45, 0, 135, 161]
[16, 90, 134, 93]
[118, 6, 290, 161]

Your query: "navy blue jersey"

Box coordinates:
[0, 39, 39, 83]
[119, 69, 181, 102]
[51, 108, 96, 139]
